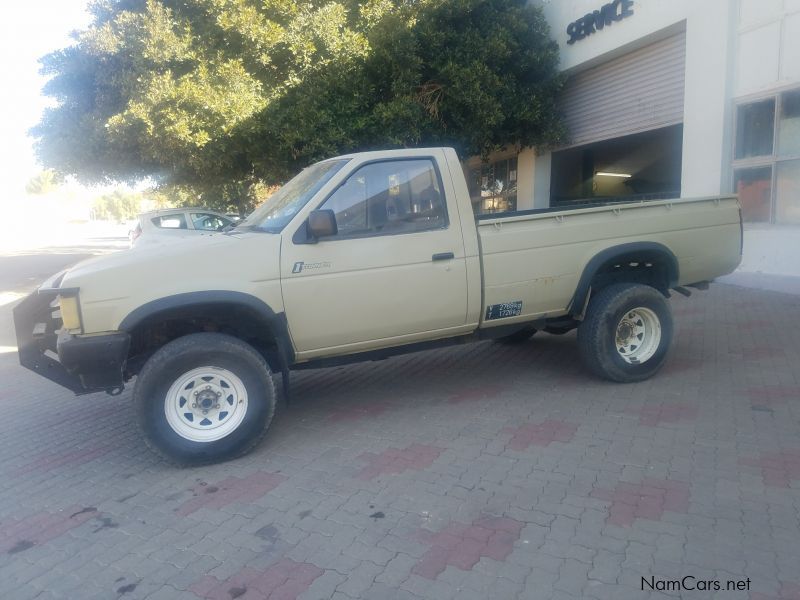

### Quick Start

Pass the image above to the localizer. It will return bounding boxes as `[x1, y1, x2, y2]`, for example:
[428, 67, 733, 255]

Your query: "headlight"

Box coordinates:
[58, 295, 82, 331]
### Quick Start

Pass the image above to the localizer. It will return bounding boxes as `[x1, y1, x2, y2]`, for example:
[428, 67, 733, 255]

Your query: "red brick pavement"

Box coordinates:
[177, 472, 287, 516]
[412, 516, 525, 579]
[501, 419, 578, 450]
[355, 444, 443, 480]
[190, 559, 323, 600]
[627, 403, 698, 427]
[739, 450, 800, 488]
[591, 479, 691, 527]
[0, 506, 98, 554]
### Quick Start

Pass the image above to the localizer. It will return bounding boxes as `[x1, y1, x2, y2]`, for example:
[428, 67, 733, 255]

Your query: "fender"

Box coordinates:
[119, 291, 295, 397]
[568, 242, 679, 316]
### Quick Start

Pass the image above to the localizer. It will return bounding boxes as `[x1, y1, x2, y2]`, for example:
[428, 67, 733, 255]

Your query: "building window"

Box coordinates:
[735, 99, 774, 159]
[550, 125, 682, 206]
[468, 156, 517, 215]
[733, 89, 800, 223]
[778, 90, 800, 157]
[776, 160, 800, 224]
[734, 167, 772, 223]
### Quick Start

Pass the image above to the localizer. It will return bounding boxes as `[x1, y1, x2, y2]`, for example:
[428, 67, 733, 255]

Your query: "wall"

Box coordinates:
[736, 0, 800, 97]
[533, 0, 736, 200]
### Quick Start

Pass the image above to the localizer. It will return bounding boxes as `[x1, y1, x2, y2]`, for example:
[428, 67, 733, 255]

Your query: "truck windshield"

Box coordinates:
[240, 159, 349, 232]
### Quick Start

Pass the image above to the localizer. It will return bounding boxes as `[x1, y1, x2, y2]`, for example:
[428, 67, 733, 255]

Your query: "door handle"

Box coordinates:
[432, 252, 455, 262]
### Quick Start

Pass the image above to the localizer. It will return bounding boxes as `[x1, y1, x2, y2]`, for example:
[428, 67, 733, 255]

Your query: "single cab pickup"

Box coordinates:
[14, 148, 742, 464]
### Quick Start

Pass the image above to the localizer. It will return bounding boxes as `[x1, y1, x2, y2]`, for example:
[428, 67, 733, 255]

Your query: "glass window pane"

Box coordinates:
[324, 174, 368, 235]
[734, 166, 772, 223]
[473, 157, 518, 214]
[778, 90, 800, 157]
[321, 159, 446, 237]
[191, 213, 228, 231]
[735, 99, 775, 159]
[776, 159, 800, 224]
[153, 214, 187, 229]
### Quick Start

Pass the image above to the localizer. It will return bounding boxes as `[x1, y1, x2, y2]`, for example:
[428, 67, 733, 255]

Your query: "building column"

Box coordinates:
[680, 0, 737, 197]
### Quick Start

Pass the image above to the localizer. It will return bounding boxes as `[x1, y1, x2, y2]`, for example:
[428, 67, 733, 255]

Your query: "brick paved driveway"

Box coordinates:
[1, 283, 799, 600]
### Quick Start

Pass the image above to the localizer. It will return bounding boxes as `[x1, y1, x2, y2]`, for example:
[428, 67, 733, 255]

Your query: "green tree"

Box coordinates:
[34, 0, 563, 213]
[93, 189, 143, 220]
[25, 169, 62, 195]
[263, 0, 564, 173]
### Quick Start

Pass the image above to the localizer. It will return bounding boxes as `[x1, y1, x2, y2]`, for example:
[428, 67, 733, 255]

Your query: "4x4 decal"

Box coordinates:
[292, 261, 332, 274]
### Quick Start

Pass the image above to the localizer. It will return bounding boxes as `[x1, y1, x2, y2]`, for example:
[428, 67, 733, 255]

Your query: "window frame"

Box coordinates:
[305, 156, 450, 242]
[732, 86, 800, 224]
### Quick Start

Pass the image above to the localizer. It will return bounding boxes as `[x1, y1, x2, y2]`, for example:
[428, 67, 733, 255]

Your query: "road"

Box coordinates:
[0, 223, 128, 350]
[1, 233, 799, 600]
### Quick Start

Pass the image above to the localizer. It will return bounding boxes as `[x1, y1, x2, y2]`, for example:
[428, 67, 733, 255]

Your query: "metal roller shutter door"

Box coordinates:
[560, 31, 686, 148]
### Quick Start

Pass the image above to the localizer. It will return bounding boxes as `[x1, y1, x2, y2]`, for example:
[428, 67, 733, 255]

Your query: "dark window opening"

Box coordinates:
[550, 125, 683, 207]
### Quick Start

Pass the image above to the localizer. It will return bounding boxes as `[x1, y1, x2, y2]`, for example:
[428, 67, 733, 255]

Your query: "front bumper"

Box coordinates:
[13, 289, 130, 395]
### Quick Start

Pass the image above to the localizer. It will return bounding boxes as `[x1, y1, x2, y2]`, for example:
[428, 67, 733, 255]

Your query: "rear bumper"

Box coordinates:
[13, 290, 130, 395]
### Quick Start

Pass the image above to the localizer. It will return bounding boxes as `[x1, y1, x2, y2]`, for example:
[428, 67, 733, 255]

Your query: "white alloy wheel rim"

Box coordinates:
[615, 307, 662, 364]
[164, 366, 248, 442]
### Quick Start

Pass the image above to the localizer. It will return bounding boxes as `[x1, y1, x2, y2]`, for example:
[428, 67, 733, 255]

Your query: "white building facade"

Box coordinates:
[466, 0, 800, 275]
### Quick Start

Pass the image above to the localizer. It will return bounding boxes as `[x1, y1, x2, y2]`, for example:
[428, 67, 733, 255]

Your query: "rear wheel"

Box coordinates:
[577, 283, 673, 382]
[134, 332, 276, 466]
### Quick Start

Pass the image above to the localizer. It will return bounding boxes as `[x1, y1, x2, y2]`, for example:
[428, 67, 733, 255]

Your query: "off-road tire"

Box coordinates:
[577, 283, 673, 383]
[134, 333, 276, 466]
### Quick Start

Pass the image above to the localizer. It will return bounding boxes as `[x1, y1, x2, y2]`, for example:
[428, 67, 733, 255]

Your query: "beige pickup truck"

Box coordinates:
[15, 148, 742, 465]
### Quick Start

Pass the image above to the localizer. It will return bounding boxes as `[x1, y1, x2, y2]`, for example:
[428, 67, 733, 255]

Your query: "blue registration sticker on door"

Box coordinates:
[485, 301, 523, 320]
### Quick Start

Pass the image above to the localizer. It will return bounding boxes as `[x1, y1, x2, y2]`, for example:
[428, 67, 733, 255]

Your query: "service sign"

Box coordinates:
[567, 0, 634, 45]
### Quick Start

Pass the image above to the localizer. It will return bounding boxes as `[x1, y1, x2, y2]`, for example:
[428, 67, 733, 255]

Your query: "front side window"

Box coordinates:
[320, 159, 447, 238]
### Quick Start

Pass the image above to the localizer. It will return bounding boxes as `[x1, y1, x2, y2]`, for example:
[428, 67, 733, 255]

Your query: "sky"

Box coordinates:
[0, 1, 92, 197]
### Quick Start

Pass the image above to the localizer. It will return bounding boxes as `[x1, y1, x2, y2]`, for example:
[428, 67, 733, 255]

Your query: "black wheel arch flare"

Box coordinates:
[569, 242, 680, 317]
[119, 291, 295, 387]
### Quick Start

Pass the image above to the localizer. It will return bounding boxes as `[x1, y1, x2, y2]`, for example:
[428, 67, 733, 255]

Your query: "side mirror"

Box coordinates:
[307, 209, 337, 239]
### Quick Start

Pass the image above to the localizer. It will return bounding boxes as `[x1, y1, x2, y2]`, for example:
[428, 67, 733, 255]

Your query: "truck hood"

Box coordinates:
[60, 231, 283, 332]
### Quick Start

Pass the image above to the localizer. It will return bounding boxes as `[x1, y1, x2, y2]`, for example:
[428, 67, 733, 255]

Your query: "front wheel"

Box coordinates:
[134, 333, 276, 466]
[577, 283, 673, 383]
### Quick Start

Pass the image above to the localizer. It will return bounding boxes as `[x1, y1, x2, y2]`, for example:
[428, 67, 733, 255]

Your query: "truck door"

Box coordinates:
[281, 156, 470, 355]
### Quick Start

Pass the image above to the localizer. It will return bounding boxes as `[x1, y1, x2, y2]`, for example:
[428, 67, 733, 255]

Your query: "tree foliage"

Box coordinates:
[25, 170, 63, 195]
[92, 189, 143, 220]
[34, 0, 564, 213]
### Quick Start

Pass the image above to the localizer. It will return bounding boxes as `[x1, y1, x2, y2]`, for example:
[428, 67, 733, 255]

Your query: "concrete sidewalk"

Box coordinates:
[717, 271, 800, 296]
